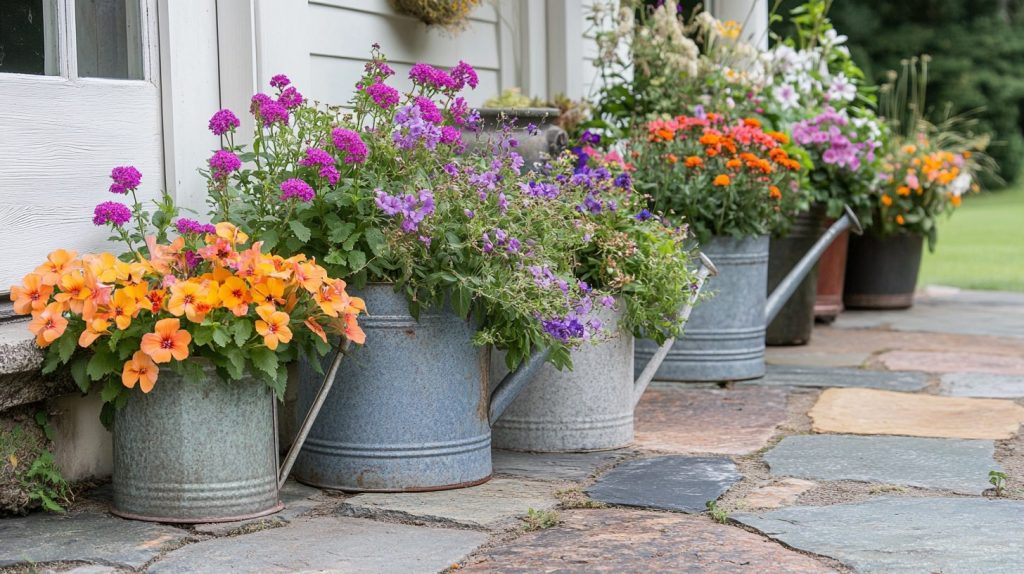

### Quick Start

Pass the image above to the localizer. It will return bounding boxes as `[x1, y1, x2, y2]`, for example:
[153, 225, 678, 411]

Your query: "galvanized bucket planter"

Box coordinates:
[491, 260, 713, 452]
[465, 108, 568, 173]
[766, 205, 826, 346]
[112, 361, 281, 523]
[844, 232, 924, 310]
[291, 284, 545, 492]
[636, 208, 861, 382]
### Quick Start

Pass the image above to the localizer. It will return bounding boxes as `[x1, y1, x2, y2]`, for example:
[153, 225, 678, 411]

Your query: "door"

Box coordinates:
[0, 0, 163, 292]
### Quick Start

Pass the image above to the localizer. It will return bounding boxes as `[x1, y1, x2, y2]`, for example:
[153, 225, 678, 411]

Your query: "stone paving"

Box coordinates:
[1, 287, 1023, 573]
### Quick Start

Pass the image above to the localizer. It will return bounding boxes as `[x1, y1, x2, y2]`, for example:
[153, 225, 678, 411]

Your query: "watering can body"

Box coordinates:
[290, 284, 546, 492]
[636, 209, 860, 382]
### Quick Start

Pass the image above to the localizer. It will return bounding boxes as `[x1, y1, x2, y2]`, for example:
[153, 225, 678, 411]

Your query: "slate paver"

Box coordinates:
[491, 448, 630, 482]
[0, 510, 188, 569]
[193, 480, 324, 536]
[742, 365, 929, 392]
[586, 455, 740, 513]
[147, 516, 487, 574]
[734, 497, 1024, 574]
[809, 388, 1024, 439]
[741, 478, 817, 509]
[765, 350, 872, 369]
[460, 508, 838, 573]
[635, 386, 788, 455]
[876, 350, 1024, 376]
[765, 434, 1000, 494]
[339, 477, 557, 529]
[939, 372, 1024, 398]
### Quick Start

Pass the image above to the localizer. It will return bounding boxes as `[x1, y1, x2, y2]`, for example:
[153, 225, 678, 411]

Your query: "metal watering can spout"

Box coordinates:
[488, 349, 552, 425]
[764, 205, 863, 326]
[632, 253, 718, 407]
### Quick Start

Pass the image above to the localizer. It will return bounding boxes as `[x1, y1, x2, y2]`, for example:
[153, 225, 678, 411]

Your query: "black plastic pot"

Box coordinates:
[843, 232, 924, 310]
[766, 205, 827, 346]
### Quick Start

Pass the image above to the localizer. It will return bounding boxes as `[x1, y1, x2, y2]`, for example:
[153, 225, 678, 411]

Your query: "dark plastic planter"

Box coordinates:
[844, 232, 924, 309]
[766, 206, 826, 346]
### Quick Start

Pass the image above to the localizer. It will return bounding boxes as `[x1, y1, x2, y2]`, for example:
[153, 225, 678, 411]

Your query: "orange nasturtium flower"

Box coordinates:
[255, 307, 293, 350]
[140, 318, 192, 363]
[11, 273, 53, 314]
[28, 302, 68, 347]
[218, 277, 251, 316]
[713, 174, 731, 187]
[34, 249, 77, 286]
[122, 351, 159, 393]
[252, 278, 286, 310]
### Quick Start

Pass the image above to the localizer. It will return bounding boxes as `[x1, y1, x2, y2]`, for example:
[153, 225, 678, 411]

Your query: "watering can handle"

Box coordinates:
[277, 339, 351, 491]
[489, 348, 551, 425]
[632, 253, 718, 407]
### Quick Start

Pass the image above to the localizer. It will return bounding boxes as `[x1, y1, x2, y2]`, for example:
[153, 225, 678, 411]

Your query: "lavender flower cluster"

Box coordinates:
[791, 107, 879, 171]
[482, 228, 520, 254]
[528, 265, 610, 343]
[375, 189, 436, 233]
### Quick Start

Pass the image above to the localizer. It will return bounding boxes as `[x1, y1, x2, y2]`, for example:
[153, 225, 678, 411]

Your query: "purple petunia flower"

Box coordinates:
[93, 201, 132, 227]
[280, 178, 315, 202]
[209, 150, 241, 179]
[109, 166, 142, 194]
[580, 130, 601, 145]
[331, 128, 368, 164]
[367, 82, 400, 109]
[270, 74, 290, 89]
[208, 109, 240, 136]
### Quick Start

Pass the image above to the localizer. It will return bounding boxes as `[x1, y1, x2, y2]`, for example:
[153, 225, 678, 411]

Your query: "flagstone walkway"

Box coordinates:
[2, 287, 1023, 573]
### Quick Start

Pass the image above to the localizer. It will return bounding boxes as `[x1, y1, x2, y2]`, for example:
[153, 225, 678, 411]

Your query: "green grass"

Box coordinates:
[918, 182, 1024, 292]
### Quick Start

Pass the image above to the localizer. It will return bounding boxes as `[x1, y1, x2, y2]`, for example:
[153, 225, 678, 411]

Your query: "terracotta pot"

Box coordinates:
[814, 222, 850, 323]
[843, 232, 924, 310]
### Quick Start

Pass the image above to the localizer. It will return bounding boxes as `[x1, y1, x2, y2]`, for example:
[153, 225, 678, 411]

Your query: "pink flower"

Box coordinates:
[331, 128, 368, 164]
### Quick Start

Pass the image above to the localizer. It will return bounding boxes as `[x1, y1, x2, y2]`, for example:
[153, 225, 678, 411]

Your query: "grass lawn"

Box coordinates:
[918, 181, 1024, 292]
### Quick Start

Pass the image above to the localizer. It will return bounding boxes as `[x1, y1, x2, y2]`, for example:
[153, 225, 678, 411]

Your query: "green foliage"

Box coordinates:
[0, 417, 71, 514]
[989, 470, 1008, 496]
[522, 508, 561, 531]
[820, 0, 1024, 186]
[706, 500, 729, 524]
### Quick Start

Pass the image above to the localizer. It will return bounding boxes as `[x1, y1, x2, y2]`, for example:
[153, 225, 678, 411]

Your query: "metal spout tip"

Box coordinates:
[698, 252, 719, 277]
[845, 205, 864, 236]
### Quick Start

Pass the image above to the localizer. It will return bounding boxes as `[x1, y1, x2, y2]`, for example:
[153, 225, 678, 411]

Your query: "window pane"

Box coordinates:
[75, 0, 144, 80]
[0, 0, 59, 76]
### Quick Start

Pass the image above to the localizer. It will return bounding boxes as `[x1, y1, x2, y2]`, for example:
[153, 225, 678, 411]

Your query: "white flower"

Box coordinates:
[828, 73, 857, 102]
[774, 84, 800, 110]
[824, 28, 848, 47]
[950, 173, 972, 197]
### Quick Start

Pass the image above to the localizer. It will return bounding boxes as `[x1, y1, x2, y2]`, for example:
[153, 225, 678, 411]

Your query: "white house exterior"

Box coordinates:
[0, 0, 765, 478]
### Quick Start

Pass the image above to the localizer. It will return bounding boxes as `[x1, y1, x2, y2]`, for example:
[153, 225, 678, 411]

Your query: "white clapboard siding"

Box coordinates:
[302, 1, 506, 108]
[0, 75, 163, 291]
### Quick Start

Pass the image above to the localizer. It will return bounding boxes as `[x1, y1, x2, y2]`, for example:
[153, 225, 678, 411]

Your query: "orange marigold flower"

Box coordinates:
[951, 194, 962, 207]
[895, 214, 905, 225]
[11, 273, 53, 315]
[743, 118, 761, 128]
[896, 186, 911, 196]
[880, 195, 893, 207]
[255, 307, 293, 350]
[713, 174, 731, 187]
[769, 186, 782, 199]
[726, 159, 742, 170]
[28, 302, 68, 348]
[769, 148, 789, 162]
[684, 156, 704, 168]
[122, 351, 159, 393]
[699, 133, 719, 146]
[665, 153, 679, 164]
[140, 318, 191, 363]
[767, 131, 790, 144]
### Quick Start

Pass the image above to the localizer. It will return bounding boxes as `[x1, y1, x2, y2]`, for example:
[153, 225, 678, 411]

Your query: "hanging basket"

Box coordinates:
[390, 0, 482, 32]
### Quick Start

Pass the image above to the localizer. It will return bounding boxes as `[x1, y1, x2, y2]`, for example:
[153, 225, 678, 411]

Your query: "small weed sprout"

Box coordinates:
[522, 508, 560, 531]
[706, 500, 729, 524]
[989, 470, 1009, 497]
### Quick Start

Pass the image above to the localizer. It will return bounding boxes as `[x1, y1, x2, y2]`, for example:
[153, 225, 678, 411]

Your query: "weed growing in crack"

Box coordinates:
[706, 500, 729, 524]
[554, 486, 608, 509]
[522, 508, 560, 531]
[989, 470, 1009, 497]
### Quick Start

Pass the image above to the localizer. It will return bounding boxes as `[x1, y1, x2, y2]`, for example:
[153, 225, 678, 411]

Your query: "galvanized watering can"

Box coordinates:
[635, 207, 862, 382]
[285, 285, 550, 492]
[491, 256, 717, 452]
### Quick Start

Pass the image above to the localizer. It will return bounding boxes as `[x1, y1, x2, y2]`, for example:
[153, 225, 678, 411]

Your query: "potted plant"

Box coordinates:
[844, 56, 992, 309]
[756, 3, 886, 335]
[491, 133, 703, 452]
[11, 171, 363, 522]
[630, 112, 809, 381]
[203, 47, 604, 491]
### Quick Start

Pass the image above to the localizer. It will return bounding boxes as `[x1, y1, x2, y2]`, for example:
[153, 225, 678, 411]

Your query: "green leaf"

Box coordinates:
[364, 227, 387, 257]
[348, 250, 367, 270]
[41, 351, 62, 375]
[328, 222, 356, 244]
[452, 285, 471, 318]
[221, 347, 246, 380]
[249, 346, 279, 380]
[175, 360, 206, 385]
[86, 347, 121, 381]
[261, 229, 279, 251]
[231, 320, 253, 347]
[69, 356, 90, 393]
[100, 378, 122, 403]
[211, 326, 231, 348]
[193, 325, 216, 347]
[288, 219, 312, 243]
[56, 334, 76, 364]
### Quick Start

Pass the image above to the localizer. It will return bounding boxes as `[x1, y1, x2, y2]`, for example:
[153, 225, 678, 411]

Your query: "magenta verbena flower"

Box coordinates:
[280, 178, 315, 202]
[367, 82, 400, 109]
[208, 109, 240, 136]
[209, 150, 242, 179]
[414, 96, 443, 124]
[450, 61, 479, 90]
[409, 63, 454, 91]
[109, 166, 142, 195]
[93, 201, 132, 227]
[331, 128, 368, 164]
[301, 149, 342, 186]
[277, 86, 304, 109]
[270, 74, 291, 89]
[175, 218, 217, 235]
